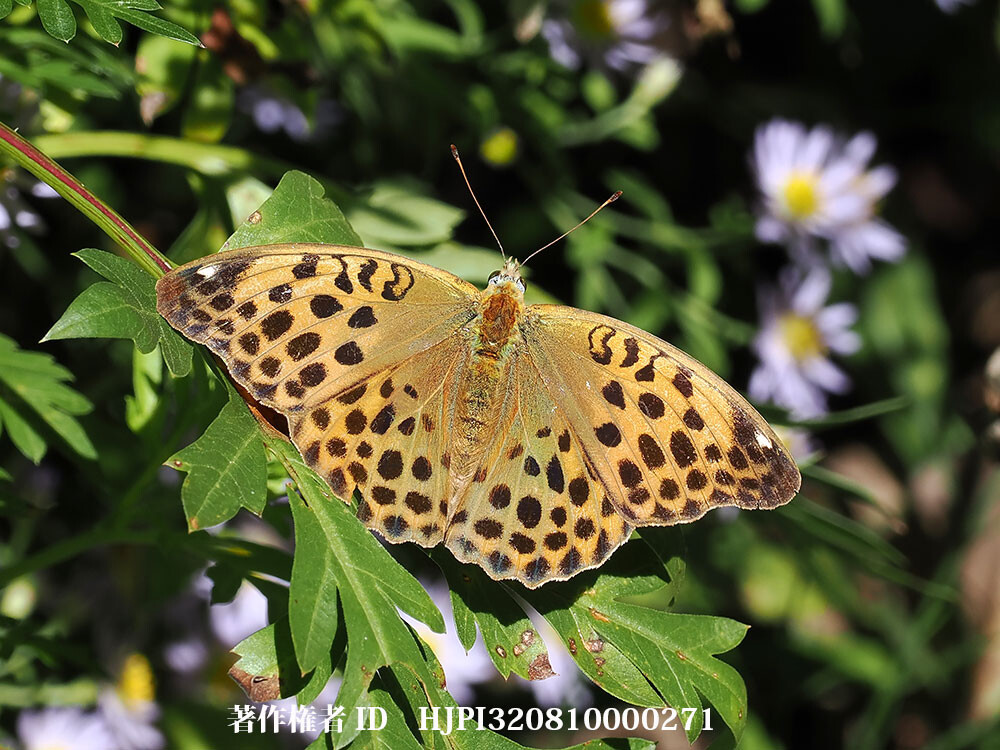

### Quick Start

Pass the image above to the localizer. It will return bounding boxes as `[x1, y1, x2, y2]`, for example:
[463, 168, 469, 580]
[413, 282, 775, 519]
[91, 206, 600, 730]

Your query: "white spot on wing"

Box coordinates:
[198, 266, 217, 278]
[756, 432, 772, 449]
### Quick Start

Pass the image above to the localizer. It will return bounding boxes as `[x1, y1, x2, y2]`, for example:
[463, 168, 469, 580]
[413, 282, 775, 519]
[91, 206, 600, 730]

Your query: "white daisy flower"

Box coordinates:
[752, 119, 905, 273]
[17, 706, 116, 750]
[98, 653, 165, 750]
[749, 266, 861, 420]
[541, 0, 670, 71]
[398, 580, 494, 706]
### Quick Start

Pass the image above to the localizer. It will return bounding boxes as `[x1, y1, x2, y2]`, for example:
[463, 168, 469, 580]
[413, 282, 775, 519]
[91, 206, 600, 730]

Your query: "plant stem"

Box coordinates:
[0, 122, 170, 279]
[32, 130, 353, 205]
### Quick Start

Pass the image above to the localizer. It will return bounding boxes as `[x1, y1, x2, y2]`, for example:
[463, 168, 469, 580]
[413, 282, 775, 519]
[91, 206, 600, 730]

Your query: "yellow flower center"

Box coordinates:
[778, 313, 826, 360]
[782, 172, 820, 220]
[116, 653, 156, 709]
[572, 0, 615, 38]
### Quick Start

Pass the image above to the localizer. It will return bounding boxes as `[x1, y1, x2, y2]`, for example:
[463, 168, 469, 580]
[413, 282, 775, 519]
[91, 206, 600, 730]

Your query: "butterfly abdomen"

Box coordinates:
[444, 288, 524, 493]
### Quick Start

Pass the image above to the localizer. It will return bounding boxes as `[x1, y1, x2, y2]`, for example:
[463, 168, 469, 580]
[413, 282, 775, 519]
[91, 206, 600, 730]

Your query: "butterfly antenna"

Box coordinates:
[519, 191, 622, 267]
[451, 144, 506, 262]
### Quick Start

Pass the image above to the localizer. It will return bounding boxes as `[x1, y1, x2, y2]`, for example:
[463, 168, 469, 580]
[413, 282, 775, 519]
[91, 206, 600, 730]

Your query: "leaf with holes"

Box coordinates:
[522, 536, 747, 743]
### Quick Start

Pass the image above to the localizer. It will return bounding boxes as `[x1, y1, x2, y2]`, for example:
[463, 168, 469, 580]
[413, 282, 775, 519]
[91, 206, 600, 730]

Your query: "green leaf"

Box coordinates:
[347, 682, 424, 750]
[180, 55, 234, 143]
[0, 333, 95, 462]
[224, 171, 363, 251]
[10, 0, 201, 45]
[590, 607, 748, 742]
[521, 540, 749, 744]
[230, 618, 312, 701]
[0, 0, 14, 20]
[167, 379, 268, 531]
[36, 0, 76, 41]
[786, 396, 910, 429]
[346, 179, 465, 248]
[43, 249, 193, 377]
[377, 659, 658, 750]
[289, 487, 342, 674]
[271, 437, 444, 747]
[135, 32, 198, 122]
[436, 554, 554, 681]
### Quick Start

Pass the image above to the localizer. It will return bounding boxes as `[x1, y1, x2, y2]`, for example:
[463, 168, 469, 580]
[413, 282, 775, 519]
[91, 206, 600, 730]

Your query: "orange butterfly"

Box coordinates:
[156, 159, 799, 588]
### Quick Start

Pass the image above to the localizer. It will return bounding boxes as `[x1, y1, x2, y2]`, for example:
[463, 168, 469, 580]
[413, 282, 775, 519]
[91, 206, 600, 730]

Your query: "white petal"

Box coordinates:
[803, 357, 852, 394]
[826, 328, 862, 354]
[821, 192, 869, 227]
[815, 301, 858, 331]
[843, 131, 877, 167]
[791, 265, 832, 314]
[796, 125, 834, 172]
[755, 214, 789, 243]
[775, 369, 828, 419]
[862, 165, 897, 200]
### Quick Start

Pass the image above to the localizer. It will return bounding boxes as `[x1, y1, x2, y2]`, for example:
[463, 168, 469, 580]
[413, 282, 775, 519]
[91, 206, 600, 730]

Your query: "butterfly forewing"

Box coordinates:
[156, 245, 478, 416]
[524, 306, 800, 527]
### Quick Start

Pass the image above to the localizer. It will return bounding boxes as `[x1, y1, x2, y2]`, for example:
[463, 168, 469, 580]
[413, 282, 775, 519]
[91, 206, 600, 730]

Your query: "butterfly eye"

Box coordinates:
[487, 270, 501, 285]
[515, 278, 526, 293]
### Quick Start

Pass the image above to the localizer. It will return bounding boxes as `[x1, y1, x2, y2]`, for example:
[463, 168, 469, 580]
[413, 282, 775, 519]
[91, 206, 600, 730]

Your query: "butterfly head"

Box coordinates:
[486, 258, 526, 298]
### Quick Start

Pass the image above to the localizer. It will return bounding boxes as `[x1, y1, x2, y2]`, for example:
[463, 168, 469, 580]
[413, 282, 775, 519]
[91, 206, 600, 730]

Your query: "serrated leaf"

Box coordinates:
[436, 553, 552, 681]
[270, 438, 444, 748]
[521, 539, 748, 743]
[594, 607, 748, 741]
[223, 171, 363, 251]
[0, 333, 95, 462]
[289, 488, 342, 674]
[379, 659, 657, 750]
[43, 249, 193, 377]
[167, 380, 267, 531]
[347, 683, 424, 750]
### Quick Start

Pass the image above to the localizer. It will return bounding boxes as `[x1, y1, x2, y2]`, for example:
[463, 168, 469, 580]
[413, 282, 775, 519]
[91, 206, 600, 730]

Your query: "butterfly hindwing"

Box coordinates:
[524, 306, 800, 527]
[291, 334, 469, 547]
[444, 353, 632, 587]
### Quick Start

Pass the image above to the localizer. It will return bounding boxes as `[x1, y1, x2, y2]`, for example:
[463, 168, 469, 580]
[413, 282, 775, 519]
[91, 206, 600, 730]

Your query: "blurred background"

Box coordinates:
[1, 0, 999, 748]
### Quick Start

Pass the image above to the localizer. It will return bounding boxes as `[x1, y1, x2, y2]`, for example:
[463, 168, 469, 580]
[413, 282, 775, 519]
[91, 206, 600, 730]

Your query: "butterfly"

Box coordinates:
[156, 242, 800, 587]
[155, 166, 799, 588]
